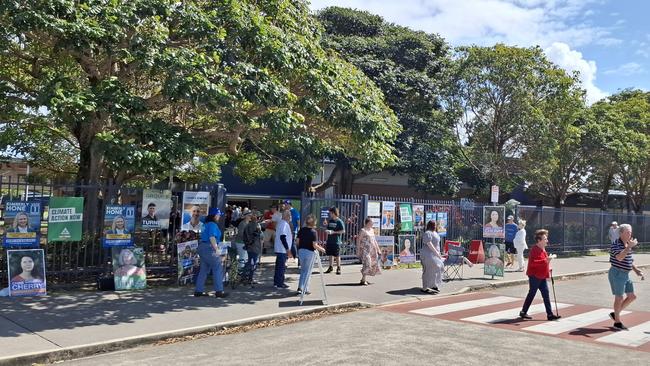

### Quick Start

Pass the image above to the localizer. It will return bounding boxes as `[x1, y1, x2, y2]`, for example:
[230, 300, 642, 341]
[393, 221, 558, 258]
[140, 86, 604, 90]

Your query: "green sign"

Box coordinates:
[47, 197, 84, 242]
[399, 203, 413, 232]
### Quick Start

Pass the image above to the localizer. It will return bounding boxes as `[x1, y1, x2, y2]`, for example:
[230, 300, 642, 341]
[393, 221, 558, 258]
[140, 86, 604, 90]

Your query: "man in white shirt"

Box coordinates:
[273, 210, 293, 289]
[609, 221, 619, 244]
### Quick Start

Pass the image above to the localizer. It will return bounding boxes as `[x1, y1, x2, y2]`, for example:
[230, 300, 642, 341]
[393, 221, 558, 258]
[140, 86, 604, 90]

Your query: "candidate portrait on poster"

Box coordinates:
[7, 249, 47, 296]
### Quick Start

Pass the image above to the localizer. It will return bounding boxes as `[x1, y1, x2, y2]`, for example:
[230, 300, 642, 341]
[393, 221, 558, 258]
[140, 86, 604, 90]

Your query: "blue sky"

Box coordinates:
[309, 0, 650, 104]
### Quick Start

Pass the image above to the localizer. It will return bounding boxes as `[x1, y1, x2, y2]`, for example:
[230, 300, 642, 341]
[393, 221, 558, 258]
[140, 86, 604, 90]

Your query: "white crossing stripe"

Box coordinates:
[596, 321, 650, 347]
[410, 296, 519, 316]
[462, 303, 574, 324]
[523, 308, 631, 335]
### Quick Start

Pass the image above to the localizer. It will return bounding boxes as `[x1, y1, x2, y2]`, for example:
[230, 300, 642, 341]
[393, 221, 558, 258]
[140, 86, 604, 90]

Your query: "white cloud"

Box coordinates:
[635, 43, 650, 58]
[544, 42, 608, 104]
[310, 0, 609, 103]
[604, 62, 646, 76]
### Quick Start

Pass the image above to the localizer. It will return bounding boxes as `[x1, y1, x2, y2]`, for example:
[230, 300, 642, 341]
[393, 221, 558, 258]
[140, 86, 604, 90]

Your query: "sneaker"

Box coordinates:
[609, 312, 615, 321]
[214, 291, 228, 298]
[336, 267, 341, 275]
[547, 314, 562, 321]
[194, 292, 207, 297]
[325, 266, 333, 274]
[613, 322, 628, 330]
[280, 283, 290, 289]
[519, 312, 532, 320]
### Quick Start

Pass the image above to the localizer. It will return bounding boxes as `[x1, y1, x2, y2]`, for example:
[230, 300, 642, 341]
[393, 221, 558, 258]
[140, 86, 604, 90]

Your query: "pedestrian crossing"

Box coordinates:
[380, 292, 650, 352]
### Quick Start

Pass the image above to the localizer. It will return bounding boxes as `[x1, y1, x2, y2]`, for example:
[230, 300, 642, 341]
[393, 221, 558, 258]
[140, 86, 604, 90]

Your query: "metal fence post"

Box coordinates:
[582, 211, 586, 252]
[361, 194, 369, 222]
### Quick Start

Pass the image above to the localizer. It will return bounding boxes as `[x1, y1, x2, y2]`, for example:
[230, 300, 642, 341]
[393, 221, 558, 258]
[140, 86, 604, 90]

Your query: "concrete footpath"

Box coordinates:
[1, 254, 649, 365]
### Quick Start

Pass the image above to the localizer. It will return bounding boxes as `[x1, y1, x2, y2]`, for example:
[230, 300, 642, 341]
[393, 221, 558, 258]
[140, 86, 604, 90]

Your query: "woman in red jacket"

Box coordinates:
[519, 229, 561, 321]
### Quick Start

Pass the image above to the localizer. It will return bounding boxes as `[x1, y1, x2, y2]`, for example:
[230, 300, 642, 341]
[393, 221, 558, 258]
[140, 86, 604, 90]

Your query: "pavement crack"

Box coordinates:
[0, 313, 64, 349]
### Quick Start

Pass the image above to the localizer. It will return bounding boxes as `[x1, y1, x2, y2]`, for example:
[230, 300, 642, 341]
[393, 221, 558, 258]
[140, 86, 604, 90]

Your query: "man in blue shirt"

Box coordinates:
[504, 215, 518, 268]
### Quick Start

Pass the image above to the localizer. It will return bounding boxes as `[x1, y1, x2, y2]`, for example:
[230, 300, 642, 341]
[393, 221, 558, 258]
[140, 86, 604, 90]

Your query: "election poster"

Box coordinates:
[483, 206, 505, 239]
[399, 203, 413, 232]
[112, 246, 147, 290]
[102, 205, 136, 247]
[47, 197, 84, 242]
[425, 211, 436, 226]
[413, 205, 425, 229]
[371, 217, 381, 236]
[377, 236, 395, 268]
[177, 240, 200, 286]
[3, 201, 41, 247]
[181, 192, 210, 232]
[398, 234, 416, 264]
[367, 201, 381, 217]
[381, 201, 395, 231]
[484, 243, 505, 277]
[7, 249, 47, 296]
[141, 189, 172, 230]
[436, 212, 448, 238]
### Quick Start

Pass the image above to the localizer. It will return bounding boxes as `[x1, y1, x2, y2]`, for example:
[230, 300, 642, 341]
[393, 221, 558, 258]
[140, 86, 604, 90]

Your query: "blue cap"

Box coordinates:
[283, 200, 292, 205]
[209, 208, 222, 216]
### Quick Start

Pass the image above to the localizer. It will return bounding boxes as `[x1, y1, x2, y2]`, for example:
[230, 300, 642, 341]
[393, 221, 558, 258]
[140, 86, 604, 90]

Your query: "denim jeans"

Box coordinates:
[246, 251, 259, 278]
[298, 249, 315, 291]
[195, 244, 224, 293]
[521, 275, 553, 316]
[274, 252, 288, 286]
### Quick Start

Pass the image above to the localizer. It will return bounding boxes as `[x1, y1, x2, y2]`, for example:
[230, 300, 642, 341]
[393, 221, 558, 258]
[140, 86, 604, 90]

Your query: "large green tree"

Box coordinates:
[0, 0, 399, 187]
[445, 44, 586, 197]
[315, 7, 459, 195]
[589, 89, 650, 213]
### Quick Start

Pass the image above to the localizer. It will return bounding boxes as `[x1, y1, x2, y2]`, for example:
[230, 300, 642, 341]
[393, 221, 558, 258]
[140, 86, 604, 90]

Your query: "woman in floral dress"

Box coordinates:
[357, 218, 382, 285]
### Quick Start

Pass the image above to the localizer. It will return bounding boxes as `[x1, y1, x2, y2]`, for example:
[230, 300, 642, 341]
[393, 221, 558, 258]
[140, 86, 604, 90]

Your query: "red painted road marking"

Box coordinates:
[379, 292, 650, 352]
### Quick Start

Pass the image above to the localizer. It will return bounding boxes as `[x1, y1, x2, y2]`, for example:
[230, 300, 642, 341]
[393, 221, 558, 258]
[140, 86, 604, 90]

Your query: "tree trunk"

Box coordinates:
[599, 172, 613, 211]
[75, 125, 104, 235]
[337, 160, 354, 195]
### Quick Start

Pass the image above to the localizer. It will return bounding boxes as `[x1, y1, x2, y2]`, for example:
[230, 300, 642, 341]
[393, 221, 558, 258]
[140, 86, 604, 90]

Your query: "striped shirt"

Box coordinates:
[610, 239, 633, 271]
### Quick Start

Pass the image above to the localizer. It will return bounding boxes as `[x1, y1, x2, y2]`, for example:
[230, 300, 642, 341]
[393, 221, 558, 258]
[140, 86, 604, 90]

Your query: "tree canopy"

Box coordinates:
[316, 6, 460, 195]
[0, 0, 399, 186]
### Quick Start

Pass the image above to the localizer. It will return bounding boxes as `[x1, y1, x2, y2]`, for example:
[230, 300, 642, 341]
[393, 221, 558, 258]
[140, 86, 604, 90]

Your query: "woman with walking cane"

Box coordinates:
[295, 215, 325, 295]
[518, 229, 561, 321]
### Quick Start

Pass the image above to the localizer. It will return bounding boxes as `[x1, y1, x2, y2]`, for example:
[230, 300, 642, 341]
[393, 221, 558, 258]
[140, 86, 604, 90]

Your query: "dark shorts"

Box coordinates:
[505, 242, 517, 254]
[326, 243, 340, 257]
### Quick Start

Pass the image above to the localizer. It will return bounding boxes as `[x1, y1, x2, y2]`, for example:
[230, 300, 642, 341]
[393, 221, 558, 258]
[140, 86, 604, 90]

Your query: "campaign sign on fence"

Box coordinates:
[413, 205, 425, 229]
[177, 240, 200, 286]
[377, 236, 395, 267]
[3, 201, 41, 247]
[398, 234, 416, 264]
[425, 211, 436, 225]
[112, 246, 147, 290]
[7, 249, 47, 296]
[371, 217, 381, 236]
[103, 205, 136, 247]
[436, 212, 448, 238]
[483, 206, 505, 239]
[381, 201, 395, 230]
[181, 192, 210, 232]
[141, 189, 172, 230]
[47, 197, 84, 242]
[399, 204, 413, 232]
[367, 201, 381, 217]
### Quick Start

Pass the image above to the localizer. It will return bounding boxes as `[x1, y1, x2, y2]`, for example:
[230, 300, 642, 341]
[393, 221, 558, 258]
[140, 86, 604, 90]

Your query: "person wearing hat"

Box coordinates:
[243, 211, 263, 283]
[504, 215, 518, 268]
[194, 208, 227, 298]
[609, 221, 619, 245]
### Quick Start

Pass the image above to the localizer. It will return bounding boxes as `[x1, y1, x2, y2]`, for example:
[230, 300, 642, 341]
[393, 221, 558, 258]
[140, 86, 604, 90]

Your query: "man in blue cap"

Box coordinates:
[195, 207, 228, 298]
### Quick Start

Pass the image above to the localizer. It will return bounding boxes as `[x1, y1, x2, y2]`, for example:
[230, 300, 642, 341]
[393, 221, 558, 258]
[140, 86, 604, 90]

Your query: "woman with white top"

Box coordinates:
[513, 220, 528, 272]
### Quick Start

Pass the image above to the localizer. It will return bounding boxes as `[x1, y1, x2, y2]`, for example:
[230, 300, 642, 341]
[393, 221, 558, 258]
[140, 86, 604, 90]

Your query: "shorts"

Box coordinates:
[505, 242, 517, 254]
[608, 266, 634, 296]
[326, 243, 340, 257]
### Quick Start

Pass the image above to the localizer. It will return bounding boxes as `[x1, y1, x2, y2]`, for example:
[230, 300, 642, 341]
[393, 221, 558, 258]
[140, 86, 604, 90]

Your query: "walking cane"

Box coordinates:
[550, 268, 560, 317]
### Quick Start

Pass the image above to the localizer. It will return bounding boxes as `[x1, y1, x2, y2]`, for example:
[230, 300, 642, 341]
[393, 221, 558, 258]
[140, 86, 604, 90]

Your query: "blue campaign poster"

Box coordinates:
[2, 201, 41, 247]
[437, 212, 448, 238]
[102, 205, 136, 247]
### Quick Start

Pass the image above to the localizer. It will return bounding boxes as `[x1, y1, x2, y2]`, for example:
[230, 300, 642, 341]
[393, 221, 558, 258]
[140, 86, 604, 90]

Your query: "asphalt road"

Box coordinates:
[60, 274, 650, 366]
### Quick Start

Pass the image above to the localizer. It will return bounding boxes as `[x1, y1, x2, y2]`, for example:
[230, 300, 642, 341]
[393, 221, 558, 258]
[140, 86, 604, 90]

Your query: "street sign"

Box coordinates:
[491, 185, 499, 204]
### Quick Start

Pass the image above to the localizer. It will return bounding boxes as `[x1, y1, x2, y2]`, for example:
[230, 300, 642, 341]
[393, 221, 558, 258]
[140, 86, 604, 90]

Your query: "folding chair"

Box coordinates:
[443, 243, 464, 281]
